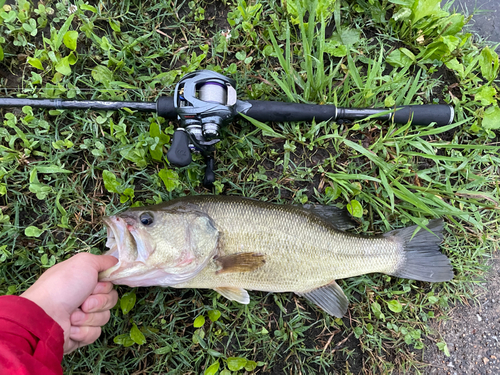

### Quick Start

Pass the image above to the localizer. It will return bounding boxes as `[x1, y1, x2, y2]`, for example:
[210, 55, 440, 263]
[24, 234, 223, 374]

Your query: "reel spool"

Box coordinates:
[167, 71, 238, 187]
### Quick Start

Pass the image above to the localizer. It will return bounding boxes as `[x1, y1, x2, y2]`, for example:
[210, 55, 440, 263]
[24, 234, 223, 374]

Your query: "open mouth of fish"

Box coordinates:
[98, 215, 215, 287]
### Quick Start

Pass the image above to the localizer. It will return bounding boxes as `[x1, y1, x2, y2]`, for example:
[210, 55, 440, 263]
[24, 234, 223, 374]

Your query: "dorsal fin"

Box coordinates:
[300, 204, 355, 231]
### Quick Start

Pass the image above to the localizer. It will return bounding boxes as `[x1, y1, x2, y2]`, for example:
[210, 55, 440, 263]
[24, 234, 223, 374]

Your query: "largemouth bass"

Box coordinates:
[99, 195, 453, 317]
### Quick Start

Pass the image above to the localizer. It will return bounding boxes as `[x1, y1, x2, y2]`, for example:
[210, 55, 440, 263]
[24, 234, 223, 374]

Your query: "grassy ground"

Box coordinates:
[1, 0, 499, 374]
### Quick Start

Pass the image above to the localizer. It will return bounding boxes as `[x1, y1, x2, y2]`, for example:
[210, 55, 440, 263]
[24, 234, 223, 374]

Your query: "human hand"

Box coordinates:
[21, 253, 119, 353]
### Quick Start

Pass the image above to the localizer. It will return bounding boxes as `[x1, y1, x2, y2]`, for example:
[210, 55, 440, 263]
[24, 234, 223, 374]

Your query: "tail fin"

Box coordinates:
[386, 219, 453, 282]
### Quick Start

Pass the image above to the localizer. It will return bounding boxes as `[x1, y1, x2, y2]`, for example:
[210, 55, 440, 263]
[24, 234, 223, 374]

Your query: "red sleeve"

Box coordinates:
[0, 295, 64, 375]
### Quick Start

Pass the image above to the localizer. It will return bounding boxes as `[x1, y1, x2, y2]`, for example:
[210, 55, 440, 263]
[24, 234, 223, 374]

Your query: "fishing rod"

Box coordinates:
[0, 70, 454, 187]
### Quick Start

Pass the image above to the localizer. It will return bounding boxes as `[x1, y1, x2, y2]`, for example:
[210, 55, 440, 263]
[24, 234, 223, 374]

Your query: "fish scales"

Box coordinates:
[99, 195, 453, 317]
[173, 196, 401, 293]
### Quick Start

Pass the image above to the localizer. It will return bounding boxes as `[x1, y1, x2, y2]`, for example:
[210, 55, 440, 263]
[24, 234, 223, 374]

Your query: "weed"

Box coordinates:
[1, 0, 499, 373]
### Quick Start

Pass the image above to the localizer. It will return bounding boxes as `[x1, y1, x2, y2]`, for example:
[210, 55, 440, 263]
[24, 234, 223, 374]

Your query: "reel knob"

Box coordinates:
[167, 129, 192, 167]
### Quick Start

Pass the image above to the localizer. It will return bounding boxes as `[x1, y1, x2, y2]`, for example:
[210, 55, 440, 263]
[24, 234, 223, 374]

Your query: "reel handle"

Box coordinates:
[166, 129, 192, 167]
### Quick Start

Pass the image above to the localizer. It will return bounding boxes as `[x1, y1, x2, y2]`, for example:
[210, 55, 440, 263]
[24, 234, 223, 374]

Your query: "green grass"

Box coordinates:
[1, 0, 499, 373]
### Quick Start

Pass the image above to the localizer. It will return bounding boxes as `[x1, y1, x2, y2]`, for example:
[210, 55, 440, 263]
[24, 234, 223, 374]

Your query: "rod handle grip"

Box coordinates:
[392, 105, 454, 126]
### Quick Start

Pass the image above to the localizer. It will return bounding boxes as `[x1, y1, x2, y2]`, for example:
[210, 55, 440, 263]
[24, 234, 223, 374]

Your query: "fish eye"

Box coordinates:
[139, 212, 154, 226]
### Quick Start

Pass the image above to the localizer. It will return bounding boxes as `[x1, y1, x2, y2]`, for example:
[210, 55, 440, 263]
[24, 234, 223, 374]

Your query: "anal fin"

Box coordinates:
[214, 287, 250, 304]
[296, 281, 348, 318]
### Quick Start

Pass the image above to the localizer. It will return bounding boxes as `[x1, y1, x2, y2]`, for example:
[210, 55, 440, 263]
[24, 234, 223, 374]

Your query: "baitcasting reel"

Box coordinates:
[0, 69, 455, 188]
[166, 71, 240, 187]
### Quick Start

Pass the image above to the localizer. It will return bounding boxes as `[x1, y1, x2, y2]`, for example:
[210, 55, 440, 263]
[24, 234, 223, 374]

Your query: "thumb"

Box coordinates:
[79, 253, 118, 273]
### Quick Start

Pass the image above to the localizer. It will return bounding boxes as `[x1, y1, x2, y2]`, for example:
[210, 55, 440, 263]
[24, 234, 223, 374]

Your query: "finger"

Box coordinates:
[64, 340, 80, 354]
[81, 290, 119, 313]
[92, 281, 114, 295]
[71, 253, 118, 273]
[71, 309, 111, 327]
[69, 325, 102, 345]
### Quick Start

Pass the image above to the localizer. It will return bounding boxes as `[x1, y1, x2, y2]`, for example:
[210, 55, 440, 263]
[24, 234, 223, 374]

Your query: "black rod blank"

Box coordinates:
[0, 98, 157, 113]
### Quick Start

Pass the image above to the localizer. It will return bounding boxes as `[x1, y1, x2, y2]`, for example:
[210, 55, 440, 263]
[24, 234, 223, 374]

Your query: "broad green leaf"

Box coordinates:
[387, 48, 414, 68]
[158, 168, 180, 192]
[479, 46, 500, 82]
[113, 334, 135, 347]
[0, 45, 3, 61]
[25, 226, 44, 237]
[207, 309, 221, 322]
[324, 185, 341, 200]
[120, 291, 136, 314]
[63, 30, 78, 50]
[445, 58, 465, 79]
[92, 65, 114, 84]
[482, 105, 500, 130]
[437, 341, 450, 357]
[324, 41, 348, 57]
[384, 96, 396, 107]
[353, 326, 363, 338]
[392, 7, 412, 21]
[149, 122, 169, 161]
[79, 4, 97, 12]
[441, 35, 460, 53]
[68, 51, 77, 65]
[204, 361, 220, 375]
[120, 145, 148, 168]
[55, 14, 75, 51]
[194, 315, 205, 328]
[22, 18, 37, 36]
[387, 300, 403, 313]
[331, 27, 361, 47]
[192, 328, 206, 344]
[102, 170, 121, 193]
[227, 357, 247, 371]
[475, 86, 497, 106]
[411, 0, 441, 23]
[245, 360, 258, 371]
[371, 301, 384, 320]
[55, 56, 71, 76]
[27, 57, 44, 70]
[100, 36, 112, 51]
[220, 370, 231, 375]
[235, 51, 246, 61]
[130, 323, 146, 345]
[120, 187, 135, 203]
[109, 19, 121, 33]
[441, 13, 465, 36]
[346, 199, 363, 218]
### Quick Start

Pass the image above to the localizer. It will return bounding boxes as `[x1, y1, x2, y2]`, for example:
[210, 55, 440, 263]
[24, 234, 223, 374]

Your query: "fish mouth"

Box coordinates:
[99, 215, 138, 282]
[98, 215, 216, 287]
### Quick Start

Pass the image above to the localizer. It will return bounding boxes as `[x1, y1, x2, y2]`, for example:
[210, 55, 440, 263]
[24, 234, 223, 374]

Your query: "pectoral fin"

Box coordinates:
[214, 287, 250, 304]
[296, 281, 349, 318]
[215, 252, 266, 275]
